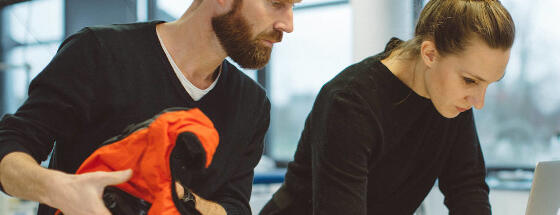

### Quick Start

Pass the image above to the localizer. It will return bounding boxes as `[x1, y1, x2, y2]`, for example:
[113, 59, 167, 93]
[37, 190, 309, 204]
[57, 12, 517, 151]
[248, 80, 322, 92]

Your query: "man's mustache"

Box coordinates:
[257, 30, 283, 43]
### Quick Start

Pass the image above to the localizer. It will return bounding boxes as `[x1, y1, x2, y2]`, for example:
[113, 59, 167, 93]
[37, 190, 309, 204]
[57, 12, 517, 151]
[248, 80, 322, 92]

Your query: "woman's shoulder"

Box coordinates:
[320, 37, 404, 95]
[320, 55, 386, 97]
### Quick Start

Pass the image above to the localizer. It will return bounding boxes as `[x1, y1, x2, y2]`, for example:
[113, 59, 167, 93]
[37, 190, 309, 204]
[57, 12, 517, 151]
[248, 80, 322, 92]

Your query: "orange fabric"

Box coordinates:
[59, 108, 219, 215]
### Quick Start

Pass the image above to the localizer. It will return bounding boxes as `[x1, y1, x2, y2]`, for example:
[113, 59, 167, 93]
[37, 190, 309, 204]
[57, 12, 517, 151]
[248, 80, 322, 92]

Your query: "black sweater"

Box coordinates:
[272, 39, 490, 215]
[0, 21, 270, 215]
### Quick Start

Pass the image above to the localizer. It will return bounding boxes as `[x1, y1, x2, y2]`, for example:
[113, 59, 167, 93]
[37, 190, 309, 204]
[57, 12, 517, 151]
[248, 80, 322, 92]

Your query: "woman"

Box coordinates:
[260, 0, 515, 214]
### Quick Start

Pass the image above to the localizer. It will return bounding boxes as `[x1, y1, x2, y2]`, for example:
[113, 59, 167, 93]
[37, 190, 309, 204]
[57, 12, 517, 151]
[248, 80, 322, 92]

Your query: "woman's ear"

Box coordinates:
[420, 40, 439, 68]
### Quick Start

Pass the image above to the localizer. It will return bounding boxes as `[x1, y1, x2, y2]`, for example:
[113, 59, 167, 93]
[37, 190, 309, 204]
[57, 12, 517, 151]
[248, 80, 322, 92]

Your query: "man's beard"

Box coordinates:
[211, 0, 282, 69]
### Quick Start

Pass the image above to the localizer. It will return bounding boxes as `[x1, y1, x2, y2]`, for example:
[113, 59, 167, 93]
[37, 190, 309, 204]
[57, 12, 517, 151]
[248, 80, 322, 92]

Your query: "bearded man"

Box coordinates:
[0, 0, 298, 214]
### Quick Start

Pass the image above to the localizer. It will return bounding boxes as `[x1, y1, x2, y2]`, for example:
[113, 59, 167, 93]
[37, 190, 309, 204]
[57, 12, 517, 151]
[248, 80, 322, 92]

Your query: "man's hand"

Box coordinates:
[48, 169, 133, 215]
[175, 181, 226, 215]
[0, 152, 132, 215]
[175, 181, 185, 198]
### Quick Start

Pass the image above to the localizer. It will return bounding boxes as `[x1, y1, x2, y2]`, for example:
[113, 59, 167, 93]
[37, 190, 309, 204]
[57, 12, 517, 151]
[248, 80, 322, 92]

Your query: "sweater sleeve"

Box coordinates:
[438, 110, 491, 215]
[307, 88, 378, 215]
[214, 98, 270, 215]
[0, 28, 101, 192]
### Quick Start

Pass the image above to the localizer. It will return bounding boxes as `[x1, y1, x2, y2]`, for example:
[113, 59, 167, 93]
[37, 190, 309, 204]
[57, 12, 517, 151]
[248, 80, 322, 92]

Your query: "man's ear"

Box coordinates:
[213, 0, 234, 14]
[216, 0, 227, 7]
[420, 40, 439, 68]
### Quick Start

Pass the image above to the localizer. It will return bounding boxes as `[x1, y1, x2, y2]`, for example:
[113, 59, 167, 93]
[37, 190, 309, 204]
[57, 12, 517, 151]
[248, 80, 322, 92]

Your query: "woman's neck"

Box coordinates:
[380, 50, 431, 99]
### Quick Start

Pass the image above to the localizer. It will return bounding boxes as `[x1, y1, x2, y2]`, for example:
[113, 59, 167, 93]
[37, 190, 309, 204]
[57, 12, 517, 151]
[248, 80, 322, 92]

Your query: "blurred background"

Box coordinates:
[0, 0, 559, 214]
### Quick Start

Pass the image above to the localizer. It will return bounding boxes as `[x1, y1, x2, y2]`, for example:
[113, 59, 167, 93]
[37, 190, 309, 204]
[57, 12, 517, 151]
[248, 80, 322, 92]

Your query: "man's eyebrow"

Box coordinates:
[283, 0, 302, 4]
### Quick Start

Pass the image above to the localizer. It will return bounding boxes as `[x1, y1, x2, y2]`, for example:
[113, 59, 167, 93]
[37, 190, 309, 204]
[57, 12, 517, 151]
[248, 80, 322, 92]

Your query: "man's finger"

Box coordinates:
[175, 181, 184, 198]
[97, 169, 133, 186]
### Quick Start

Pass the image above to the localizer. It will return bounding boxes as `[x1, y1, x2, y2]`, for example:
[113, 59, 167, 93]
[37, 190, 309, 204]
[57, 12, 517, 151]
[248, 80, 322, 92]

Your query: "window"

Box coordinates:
[156, 0, 191, 18]
[477, 0, 560, 168]
[0, 0, 63, 213]
[267, 1, 352, 160]
[1, 0, 63, 114]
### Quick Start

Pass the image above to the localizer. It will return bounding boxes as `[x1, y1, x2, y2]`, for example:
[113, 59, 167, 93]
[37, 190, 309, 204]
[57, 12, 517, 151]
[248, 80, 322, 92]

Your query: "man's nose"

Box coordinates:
[274, 8, 294, 33]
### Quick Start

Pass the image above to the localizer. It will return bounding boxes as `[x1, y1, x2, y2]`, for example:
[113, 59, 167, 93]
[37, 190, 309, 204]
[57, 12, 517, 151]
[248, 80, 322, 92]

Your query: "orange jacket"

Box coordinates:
[57, 108, 219, 214]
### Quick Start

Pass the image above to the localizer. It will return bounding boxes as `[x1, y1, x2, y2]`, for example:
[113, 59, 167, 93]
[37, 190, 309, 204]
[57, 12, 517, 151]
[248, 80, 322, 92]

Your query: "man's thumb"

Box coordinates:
[100, 169, 133, 186]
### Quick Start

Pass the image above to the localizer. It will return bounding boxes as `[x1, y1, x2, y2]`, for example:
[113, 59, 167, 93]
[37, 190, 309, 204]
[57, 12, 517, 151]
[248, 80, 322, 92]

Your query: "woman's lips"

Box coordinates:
[456, 106, 469, 112]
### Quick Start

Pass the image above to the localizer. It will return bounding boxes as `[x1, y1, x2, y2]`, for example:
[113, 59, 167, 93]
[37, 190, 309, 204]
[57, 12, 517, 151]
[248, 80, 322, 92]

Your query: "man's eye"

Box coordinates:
[271, 0, 285, 9]
[463, 77, 477, 85]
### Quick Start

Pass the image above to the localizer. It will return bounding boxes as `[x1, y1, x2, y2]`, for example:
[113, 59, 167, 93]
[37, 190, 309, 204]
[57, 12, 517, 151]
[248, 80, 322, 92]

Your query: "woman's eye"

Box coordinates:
[464, 77, 477, 85]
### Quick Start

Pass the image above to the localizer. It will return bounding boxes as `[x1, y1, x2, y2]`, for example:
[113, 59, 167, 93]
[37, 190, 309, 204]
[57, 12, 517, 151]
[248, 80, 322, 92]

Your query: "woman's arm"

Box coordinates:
[307, 89, 380, 215]
[438, 110, 491, 215]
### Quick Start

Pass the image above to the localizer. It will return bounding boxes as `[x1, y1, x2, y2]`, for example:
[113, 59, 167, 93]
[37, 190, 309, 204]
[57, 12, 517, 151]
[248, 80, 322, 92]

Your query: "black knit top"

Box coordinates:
[273, 38, 490, 215]
[0, 21, 270, 215]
